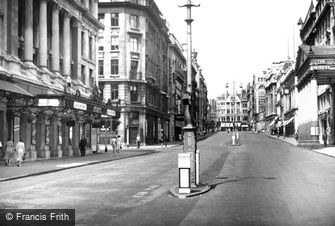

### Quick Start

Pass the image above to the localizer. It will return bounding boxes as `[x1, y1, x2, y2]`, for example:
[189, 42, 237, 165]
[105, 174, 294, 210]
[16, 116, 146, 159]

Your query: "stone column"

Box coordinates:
[49, 117, 59, 157]
[310, 72, 319, 142]
[24, 0, 33, 63]
[36, 114, 46, 158]
[39, 0, 48, 68]
[51, 4, 60, 72]
[63, 10, 71, 76]
[72, 19, 81, 80]
[72, 121, 80, 156]
[62, 121, 70, 156]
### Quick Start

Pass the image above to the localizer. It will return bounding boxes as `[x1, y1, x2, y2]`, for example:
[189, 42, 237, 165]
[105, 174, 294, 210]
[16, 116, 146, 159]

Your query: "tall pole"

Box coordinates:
[180, 0, 200, 187]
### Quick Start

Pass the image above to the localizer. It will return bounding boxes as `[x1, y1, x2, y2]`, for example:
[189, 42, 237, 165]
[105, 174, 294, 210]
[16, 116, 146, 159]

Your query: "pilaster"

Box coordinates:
[36, 114, 46, 158]
[39, 0, 48, 68]
[51, 3, 61, 72]
[72, 120, 80, 156]
[63, 10, 71, 76]
[24, 0, 33, 62]
[49, 117, 59, 157]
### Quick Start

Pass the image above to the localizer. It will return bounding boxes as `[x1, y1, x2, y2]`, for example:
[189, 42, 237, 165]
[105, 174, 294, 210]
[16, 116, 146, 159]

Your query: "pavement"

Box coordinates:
[263, 132, 335, 158]
[0, 143, 181, 182]
[0, 132, 214, 183]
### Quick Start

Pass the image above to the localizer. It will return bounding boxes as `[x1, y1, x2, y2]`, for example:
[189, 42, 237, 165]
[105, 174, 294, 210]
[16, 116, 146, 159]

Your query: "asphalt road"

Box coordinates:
[1, 132, 335, 226]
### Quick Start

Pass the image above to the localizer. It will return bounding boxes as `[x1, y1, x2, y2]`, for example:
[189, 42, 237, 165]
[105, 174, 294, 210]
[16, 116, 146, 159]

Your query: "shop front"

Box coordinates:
[295, 45, 335, 145]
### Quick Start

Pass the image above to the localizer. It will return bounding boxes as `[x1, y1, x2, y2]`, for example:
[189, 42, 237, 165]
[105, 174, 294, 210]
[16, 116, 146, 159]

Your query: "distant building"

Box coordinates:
[250, 73, 266, 132]
[216, 82, 248, 131]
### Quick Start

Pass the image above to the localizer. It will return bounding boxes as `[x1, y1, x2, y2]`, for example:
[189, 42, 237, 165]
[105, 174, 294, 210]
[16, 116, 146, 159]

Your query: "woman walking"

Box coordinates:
[15, 139, 25, 167]
[4, 138, 14, 166]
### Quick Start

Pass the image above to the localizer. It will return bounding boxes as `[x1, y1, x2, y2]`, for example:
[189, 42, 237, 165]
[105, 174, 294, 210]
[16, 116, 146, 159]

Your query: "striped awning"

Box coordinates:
[0, 80, 33, 97]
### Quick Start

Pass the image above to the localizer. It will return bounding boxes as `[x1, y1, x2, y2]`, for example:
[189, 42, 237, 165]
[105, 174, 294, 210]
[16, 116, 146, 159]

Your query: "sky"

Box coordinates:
[155, 0, 314, 99]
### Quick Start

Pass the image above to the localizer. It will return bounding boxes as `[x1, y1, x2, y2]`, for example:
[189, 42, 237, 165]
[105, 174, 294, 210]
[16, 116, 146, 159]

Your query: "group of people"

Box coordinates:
[111, 135, 122, 153]
[1, 138, 25, 167]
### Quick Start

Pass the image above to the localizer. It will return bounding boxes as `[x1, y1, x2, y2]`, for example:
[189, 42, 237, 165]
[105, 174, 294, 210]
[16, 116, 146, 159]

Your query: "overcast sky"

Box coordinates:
[155, 0, 314, 99]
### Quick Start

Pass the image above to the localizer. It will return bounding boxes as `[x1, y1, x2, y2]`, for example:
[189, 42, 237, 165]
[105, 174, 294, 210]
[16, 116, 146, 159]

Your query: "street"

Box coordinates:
[1, 132, 335, 225]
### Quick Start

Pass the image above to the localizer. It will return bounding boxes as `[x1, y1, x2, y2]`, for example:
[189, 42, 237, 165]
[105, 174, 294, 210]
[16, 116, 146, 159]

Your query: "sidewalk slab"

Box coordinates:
[262, 132, 335, 159]
[0, 150, 156, 182]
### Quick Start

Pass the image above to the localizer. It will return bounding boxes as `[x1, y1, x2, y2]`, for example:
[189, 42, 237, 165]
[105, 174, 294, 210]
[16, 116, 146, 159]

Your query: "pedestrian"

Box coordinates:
[322, 131, 327, 147]
[136, 134, 141, 149]
[111, 136, 117, 153]
[4, 138, 14, 166]
[15, 139, 25, 167]
[0, 141, 3, 165]
[79, 135, 87, 157]
[116, 135, 121, 153]
[160, 130, 163, 147]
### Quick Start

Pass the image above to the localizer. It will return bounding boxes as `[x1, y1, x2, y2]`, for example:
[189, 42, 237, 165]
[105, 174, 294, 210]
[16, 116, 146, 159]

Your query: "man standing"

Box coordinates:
[322, 131, 327, 147]
[136, 134, 141, 149]
[15, 139, 25, 167]
[79, 135, 87, 157]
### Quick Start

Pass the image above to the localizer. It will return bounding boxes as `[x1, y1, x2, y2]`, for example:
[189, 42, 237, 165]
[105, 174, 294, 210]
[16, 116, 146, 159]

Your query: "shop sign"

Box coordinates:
[74, 101, 87, 110]
[38, 98, 60, 107]
[107, 109, 116, 116]
[93, 107, 102, 113]
[311, 59, 335, 70]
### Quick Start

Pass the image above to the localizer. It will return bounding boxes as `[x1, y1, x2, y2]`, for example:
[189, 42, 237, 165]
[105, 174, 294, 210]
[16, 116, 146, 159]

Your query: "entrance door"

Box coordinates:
[129, 127, 138, 146]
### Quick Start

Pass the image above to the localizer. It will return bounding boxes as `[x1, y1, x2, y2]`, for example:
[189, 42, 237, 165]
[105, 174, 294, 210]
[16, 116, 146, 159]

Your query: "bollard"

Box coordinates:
[195, 150, 200, 186]
[232, 134, 236, 146]
[236, 131, 239, 140]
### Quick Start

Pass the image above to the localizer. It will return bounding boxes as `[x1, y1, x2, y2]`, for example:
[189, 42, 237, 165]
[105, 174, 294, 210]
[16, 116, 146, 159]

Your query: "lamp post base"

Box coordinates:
[183, 126, 196, 187]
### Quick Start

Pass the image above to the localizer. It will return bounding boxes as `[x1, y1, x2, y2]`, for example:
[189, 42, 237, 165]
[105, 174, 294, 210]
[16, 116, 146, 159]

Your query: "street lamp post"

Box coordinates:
[179, 0, 199, 187]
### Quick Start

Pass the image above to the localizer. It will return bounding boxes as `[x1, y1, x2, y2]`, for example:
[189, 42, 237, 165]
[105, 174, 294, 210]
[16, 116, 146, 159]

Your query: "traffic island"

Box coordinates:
[169, 183, 212, 199]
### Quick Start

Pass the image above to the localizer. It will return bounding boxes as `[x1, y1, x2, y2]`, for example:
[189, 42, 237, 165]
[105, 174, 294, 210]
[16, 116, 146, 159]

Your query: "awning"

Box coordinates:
[269, 116, 279, 127]
[283, 116, 294, 126]
[0, 80, 33, 97]
[276, 121, 283, 128]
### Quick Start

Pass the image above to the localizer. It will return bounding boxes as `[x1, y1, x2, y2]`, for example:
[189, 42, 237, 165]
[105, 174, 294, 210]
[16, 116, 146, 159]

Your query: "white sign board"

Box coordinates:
[73, 101, 87, 110]
[38, 98, 60, 107]
[107, 109, 116, 116]
[178, 153, 191, 168]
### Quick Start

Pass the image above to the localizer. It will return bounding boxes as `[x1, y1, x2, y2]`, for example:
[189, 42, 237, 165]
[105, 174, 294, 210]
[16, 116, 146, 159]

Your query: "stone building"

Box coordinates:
[295, 0, 335, 145]
[168, 33, 186, 141]
[0, 0, 118, 161]
[250, 72, 267, 132]
[216, 82, 248, 131]
[98, 0, 170, 146]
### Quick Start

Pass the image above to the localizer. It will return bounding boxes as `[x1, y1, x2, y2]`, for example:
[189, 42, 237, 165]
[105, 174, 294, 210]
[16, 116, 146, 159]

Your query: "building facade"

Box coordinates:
[250, 73, 267, 132]
[168, 34, 186, 141]
[0, 0, 119, 161]
[216, 83, 248, 131]
[296, 0, 335, 145]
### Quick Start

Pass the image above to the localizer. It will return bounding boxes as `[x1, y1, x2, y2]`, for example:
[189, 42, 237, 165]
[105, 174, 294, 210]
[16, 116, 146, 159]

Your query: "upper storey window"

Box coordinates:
[98, 13, 105, 24]
[111, 13, 119, 27]
[130, 15, 139, 29]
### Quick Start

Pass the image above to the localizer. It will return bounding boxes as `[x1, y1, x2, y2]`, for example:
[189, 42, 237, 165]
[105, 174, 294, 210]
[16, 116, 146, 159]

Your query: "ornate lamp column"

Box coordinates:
[179, 0, 199, 187]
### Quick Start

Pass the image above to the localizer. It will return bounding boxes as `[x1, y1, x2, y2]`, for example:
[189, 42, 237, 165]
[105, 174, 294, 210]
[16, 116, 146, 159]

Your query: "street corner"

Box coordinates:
[169, 184, 212, 199]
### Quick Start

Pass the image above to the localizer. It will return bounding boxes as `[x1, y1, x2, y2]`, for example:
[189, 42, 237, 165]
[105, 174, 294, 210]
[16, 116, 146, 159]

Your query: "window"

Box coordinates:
[110, 59, 119, 75]
[130, 60, 138, 79]
[130, 85, 139, 102]
[98, 46, 104, 51]
[111, 36, 119, 50]
[130, 15, 139, 28]
[81, 31, 85, 56]
[130, 36, 139, 52]
[110, 84, 118, 100]
[89, 69, 94, 87]
[111, 13, 119, 27]
[89, 36, 93, 60]
[81, 65, 86, 84]
[98, 60, 104, 75]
